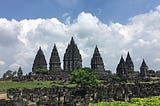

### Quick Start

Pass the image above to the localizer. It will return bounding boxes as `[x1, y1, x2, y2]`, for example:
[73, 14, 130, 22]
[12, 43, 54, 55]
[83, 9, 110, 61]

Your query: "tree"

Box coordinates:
[33, 68, 48, 74]
[70, 67, 99, 87]
[3, 70, 16, 80]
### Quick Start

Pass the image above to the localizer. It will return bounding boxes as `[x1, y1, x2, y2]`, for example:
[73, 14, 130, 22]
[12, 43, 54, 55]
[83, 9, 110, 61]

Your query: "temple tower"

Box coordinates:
[32, 47, 47, 72]
[49, 44, 61, 73]
[116, 56, 128, 78]
[140, 59, 148, 77]
[63, 37, 82, 72]
[17, 66, 23, 79]
[125, 52, 134, 73]
[91, 45, 105, 72]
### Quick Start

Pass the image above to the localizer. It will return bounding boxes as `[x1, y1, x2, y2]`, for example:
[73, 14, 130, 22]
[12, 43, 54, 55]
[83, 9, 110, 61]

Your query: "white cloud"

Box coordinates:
[154, 58, 160, 62]
[1, 5, 160, 76]
[9, 63, 20, 71]
[0, 60, 5, 66]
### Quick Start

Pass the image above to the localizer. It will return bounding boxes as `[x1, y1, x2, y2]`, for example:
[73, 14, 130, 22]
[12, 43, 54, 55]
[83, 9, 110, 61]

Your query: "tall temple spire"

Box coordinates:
[126, 52, 134, 72]
[49, 44, 61, 73]
[141, 59, 148, 67]
[140, 59, 148, 77]
[17, 66, 23, 79]
[116, 56, 128, 78]
[32, 47, 47, 72]
[63, 37, 82, 72]
[120, 55, 125, 64]
[91, 45, 105, 72]
[70, 36, 75, 45]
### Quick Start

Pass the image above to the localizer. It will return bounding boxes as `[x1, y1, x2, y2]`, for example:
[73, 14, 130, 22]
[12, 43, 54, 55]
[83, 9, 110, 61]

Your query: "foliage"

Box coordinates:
[89, 96, 160, 106]
[2, 70, 16, 80]
[89, 101, 130, 106]
[52, 80, 77, 88]
[33, 68, 48, 74]
[130, 96, 160, 106]
[70, 67, 99, 87]
[0, 80, 52, 91]
[112, 76, 122, 83]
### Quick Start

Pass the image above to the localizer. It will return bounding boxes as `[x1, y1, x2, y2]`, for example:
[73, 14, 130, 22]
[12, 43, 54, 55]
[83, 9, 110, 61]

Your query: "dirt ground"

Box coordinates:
[0, 93, 7, 100]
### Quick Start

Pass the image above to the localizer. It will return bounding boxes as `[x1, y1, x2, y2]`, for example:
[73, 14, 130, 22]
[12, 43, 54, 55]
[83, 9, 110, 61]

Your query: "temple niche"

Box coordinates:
[63, 37, 82, 72]
[32, 47, 47, 73]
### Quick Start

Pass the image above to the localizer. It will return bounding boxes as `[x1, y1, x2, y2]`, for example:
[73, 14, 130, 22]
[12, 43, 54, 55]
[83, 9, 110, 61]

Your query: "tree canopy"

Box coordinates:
[3, 70, 16, 80]
[33, 68, 48, 74]
[70, 67, 99, 87]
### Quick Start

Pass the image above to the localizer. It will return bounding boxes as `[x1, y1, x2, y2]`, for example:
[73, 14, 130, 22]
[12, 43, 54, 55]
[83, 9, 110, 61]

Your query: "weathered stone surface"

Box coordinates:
[116, 56, 128, 80]
[63, 37, 82, 72]
[91, 45, 105, 72]
[5, 82, 160, 105]
[32, 47, 47, 72]
[17, 66, 23, 80]
[49, 44, 61, 74]
[140, 59, 148, 77]
[125, 52, 134, 73]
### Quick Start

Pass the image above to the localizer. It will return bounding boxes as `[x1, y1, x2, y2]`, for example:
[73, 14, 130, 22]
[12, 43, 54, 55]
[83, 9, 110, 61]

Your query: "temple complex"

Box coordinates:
[29, 37, 158, 80]
[2, 37, 160, 106]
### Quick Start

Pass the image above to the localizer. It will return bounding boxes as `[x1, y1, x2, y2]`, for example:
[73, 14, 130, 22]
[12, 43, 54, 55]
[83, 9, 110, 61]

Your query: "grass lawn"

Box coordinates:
[52, 81, 77, 88]
[0, 80, 53, 91]
[0, 80, 77, 92]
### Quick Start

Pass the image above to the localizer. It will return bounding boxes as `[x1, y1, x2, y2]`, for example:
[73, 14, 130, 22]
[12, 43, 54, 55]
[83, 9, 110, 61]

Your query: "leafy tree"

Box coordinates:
[70, 67, 99, 87]
[113, 76, 121, 82]
[33, 68, 48, 74]
[3, 70, 16, 80]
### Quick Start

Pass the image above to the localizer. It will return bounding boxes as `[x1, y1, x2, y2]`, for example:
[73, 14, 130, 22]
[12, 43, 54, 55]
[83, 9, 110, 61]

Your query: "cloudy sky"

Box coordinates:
[0, 0, 160, 76]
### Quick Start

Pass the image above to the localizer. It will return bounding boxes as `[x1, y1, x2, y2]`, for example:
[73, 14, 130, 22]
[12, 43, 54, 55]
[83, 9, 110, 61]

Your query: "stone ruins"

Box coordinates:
[1, 37, 160, 105]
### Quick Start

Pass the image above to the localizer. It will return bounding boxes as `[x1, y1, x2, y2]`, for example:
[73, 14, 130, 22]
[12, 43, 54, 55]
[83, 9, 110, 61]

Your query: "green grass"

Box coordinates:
[0, 80, 77, 92]
[52, 80, 77, 88]
[0, 80, 52, 91]
[89, 96, 160, 106]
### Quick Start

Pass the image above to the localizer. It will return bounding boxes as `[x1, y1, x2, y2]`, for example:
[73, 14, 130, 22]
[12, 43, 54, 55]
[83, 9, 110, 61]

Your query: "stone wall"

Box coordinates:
[4, 82, 160, 106]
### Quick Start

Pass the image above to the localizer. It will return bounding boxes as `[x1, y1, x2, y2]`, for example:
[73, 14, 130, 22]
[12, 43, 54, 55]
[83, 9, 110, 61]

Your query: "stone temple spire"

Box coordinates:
[32, 47, 47, 72]
[91, 45, 105, 72]
[49, 44, 61, 73]
[116, 56, 128, 78]
[17, 66, 23, 79]
[70, 36, 75, 45]
[63, 37, 82, 72]
[125, 52, 134, 72]
[140, 59, 148, 77]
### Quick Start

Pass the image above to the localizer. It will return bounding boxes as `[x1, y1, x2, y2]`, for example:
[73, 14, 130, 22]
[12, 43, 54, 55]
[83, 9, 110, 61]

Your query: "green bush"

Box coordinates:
[70, 68, 99, 87]
[89, 96, 160, 106]
[33, 68, 48, 74]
